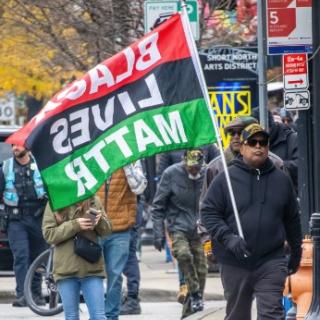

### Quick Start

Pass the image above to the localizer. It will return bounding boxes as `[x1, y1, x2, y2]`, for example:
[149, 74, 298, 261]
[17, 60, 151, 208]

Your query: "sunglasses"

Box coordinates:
[244, 139, 269, 147]
[227, 129, 242, 137]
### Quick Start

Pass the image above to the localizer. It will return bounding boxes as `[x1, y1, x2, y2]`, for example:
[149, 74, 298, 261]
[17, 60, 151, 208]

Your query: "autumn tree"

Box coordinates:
[0, 0, 145, 99]
[0, 0, 255, 100]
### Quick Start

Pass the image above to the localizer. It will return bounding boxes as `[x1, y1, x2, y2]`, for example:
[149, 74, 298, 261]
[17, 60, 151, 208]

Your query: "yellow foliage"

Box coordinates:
[0, 0, 143, 99]
[0, 3, 86, 99]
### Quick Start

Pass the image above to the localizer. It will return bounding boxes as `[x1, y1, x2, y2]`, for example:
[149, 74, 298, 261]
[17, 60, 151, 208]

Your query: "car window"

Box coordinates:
[0, 143, 12, 164]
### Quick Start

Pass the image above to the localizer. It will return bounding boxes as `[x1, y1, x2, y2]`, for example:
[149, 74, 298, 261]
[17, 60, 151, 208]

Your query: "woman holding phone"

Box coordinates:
[42, 196, 112, 320]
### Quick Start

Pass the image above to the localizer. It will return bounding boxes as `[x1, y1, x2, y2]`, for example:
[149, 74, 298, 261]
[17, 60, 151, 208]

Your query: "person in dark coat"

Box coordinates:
[152, 149, 207, 318]
[0, 145, 48, 307]
[201, 123, 302, 320]
[156, 144, 218, 303]
[251, 108, 298, 190]
[201, 115, 284, 199]
[280, 108, 297, 131]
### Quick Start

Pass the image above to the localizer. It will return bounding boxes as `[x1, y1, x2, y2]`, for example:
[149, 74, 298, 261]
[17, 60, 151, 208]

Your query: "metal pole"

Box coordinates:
[180, 0, 244, 238]
[304, 2, 320, 317]
[297, 113, 314, 235]
[305, 213, 320, 319]
[312, 0, 320, 212]
[257, 0, 268, 130]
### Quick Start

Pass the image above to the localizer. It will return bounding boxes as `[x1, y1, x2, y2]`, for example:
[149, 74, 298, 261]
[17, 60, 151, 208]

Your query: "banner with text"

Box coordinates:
[7, 13, 216, 210]
[199, 47, 258, 146]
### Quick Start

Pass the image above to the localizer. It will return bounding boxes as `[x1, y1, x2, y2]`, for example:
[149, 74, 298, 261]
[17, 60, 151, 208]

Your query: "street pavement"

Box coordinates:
[0, 301, 227, 320]
[0, 245, 235, 319]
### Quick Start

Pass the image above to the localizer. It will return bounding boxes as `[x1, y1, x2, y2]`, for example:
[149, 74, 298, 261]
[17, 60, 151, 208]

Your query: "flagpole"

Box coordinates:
[180, 1, 244, 239]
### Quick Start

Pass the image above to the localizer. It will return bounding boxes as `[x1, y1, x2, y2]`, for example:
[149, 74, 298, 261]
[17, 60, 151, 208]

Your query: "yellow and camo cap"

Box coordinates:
[184, 149, 204, 166]
[240, 123, 269, 143]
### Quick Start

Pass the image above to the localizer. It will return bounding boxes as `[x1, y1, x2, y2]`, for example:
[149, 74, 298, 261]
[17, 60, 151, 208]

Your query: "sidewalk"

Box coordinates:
[139, 245, 225, 302]
[139, 246, 233, 320]
[0, 245, 228, 319]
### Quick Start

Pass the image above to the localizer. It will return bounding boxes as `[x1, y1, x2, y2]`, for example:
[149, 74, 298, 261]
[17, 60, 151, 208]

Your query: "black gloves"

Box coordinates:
[225, 235, 251, 260]
[154, 237, 165, 252]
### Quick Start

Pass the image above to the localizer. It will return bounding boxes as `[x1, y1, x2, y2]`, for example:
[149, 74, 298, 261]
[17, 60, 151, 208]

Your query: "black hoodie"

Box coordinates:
[201, 157, 302, 269]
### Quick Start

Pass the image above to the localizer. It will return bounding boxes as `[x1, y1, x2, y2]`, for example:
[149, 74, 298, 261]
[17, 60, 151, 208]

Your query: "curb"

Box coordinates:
[140, 288, 224, 302]
[0, 288, 224, 303]
[185, 306, 225, 320]
[0, 290, 14, 299]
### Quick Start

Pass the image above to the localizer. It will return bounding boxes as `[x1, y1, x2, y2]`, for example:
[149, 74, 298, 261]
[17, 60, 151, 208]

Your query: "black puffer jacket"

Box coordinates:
[201, 157, 302, 269]
[152, 162, 205, 240]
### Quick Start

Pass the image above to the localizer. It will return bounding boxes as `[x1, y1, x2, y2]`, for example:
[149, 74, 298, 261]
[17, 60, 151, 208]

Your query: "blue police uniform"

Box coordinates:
[0, 156, 47, 305]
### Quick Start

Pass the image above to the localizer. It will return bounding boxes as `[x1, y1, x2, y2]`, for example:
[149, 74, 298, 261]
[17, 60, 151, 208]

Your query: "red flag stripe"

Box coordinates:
[7, 13, 190, 146]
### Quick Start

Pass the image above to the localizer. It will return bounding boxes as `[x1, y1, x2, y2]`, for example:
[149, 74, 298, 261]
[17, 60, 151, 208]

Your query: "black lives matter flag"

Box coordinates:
[7, 13, 216, 210]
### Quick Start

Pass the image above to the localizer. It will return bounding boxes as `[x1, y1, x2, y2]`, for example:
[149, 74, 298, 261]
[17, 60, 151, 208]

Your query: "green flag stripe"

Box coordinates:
[43, 98, 216, 210]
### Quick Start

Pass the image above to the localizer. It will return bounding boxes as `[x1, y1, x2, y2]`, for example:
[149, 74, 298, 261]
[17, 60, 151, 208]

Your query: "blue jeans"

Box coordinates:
[123, 227, 140, 298]
[101, 230, 131, 320]
[57, 276, 106, 320]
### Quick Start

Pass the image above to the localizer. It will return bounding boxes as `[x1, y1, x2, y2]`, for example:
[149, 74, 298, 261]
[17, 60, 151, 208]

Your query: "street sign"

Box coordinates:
[284, 90, 310, 111]
[0, 95, 15, 123]
[283, 53, 308, 90]
[144, 0, 199, 40]
[266, 0, 312, 55]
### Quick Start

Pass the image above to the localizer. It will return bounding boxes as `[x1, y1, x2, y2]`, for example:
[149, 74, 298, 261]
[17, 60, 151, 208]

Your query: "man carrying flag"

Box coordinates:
[201, 124, 302, 320]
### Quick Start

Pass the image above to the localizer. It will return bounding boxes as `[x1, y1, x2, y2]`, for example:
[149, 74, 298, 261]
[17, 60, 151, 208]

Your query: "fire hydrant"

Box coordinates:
[283, 238, 313, 320]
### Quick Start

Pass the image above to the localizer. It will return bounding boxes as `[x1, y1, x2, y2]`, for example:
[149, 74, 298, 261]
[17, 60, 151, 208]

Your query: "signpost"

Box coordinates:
[284, 90, 310, 110]
[266, 0, 312, 55]
[283, 53, 308, 90]
[283, 53, 310, 110]
[144, 0, 199, 40]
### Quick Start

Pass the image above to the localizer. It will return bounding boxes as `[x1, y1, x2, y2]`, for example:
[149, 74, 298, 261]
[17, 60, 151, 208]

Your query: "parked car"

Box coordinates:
[0, 125, 21, 271]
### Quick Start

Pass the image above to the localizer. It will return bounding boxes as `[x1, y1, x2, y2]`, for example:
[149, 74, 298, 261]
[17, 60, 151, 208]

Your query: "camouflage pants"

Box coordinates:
[171, 231, 207, 295]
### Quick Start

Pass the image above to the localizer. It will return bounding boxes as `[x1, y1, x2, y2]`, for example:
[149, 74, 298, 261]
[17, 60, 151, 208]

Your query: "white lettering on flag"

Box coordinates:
[138, 74, 163, 109]
[83, 141, 110, 173]
[116, 48, 135, 83]
[118, 91, 137, 115]
[70, 108, 91, 147]
[134, 119, 164, 152]
[105, 127, 133, 158]
[136, 33, 161, 70]
[92, 97, 115, 131]
[154, 111, 187, 144]
[51, 118, 72, 154]
[65, 157, 97, 196]
[89, 64, 115, 94]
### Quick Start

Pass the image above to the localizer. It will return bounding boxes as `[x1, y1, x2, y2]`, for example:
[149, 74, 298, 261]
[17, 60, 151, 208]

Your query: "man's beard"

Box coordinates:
[15, 149, 28, 159]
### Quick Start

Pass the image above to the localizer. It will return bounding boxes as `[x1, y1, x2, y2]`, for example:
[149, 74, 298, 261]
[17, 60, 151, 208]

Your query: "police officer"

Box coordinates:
[0, 144, 47, 307]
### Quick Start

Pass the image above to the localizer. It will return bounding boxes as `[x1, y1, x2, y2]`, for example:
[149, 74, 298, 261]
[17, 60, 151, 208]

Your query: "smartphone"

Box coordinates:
[84, 208, 100, 224]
